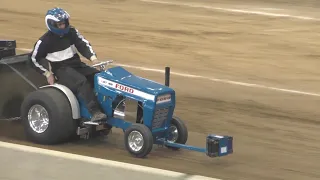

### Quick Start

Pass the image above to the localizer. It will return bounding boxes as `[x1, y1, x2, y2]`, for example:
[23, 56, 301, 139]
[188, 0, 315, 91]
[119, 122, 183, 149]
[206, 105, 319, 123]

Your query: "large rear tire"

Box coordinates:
[20, 87, 77, 145]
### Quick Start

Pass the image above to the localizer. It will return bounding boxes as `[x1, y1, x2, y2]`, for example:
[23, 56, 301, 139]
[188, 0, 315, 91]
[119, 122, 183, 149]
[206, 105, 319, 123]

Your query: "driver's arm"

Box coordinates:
[30, 39, 51, 78]
[70, 27, 97, 61]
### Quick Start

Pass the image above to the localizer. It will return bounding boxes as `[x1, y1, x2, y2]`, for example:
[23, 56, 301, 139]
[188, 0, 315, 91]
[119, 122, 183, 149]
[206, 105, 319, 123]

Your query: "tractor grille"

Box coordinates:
[152, 107, 170, 129]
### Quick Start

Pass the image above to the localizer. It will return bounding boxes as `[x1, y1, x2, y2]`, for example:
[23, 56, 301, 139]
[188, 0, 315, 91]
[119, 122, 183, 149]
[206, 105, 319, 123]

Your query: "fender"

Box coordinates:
[40, 83, 81, 119]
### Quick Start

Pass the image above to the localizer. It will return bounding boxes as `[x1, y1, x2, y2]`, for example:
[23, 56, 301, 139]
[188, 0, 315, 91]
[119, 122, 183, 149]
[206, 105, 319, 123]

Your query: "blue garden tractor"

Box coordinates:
[1, 40, 233, 158]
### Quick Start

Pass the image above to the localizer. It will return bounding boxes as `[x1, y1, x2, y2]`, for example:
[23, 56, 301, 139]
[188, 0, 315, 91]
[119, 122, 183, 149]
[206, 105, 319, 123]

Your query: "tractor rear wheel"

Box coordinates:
[20, 87, 76, 145]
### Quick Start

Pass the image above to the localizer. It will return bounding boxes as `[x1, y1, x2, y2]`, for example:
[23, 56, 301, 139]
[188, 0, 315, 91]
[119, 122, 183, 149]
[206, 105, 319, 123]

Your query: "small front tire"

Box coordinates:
[124, 124, 153, 158]
[166, 116, 188, 150]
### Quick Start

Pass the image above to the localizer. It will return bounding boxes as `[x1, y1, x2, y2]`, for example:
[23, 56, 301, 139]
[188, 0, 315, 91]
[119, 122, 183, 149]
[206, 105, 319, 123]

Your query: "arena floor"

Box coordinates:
[1, 0, 320, 180]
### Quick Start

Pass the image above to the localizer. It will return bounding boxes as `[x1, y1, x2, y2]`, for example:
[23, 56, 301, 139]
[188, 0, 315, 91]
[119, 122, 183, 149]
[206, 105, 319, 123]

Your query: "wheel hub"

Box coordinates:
[128, 130, 144, 152]
[27, 104, 49, 134]
[167, 125, 179, 143]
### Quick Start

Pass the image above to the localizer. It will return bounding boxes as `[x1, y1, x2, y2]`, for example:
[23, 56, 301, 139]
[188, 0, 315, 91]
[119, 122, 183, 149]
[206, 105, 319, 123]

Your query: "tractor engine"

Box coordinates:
[112, 92, 175, 132]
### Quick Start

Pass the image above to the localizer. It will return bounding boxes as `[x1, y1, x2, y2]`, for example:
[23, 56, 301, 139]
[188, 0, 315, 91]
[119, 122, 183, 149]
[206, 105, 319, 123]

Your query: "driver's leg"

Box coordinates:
[55, 66, 106, 121]
[73, 62, 99, 88]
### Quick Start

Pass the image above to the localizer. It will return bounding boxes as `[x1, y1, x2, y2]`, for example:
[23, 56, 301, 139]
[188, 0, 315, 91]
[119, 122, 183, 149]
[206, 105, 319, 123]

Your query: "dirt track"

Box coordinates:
[1, 0, 320, 180]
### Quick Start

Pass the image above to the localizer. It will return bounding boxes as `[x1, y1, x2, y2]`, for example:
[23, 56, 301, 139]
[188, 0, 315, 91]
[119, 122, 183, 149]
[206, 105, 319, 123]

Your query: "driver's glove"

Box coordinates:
[90, 55, 98, 62]
[43, 71, 55, 85]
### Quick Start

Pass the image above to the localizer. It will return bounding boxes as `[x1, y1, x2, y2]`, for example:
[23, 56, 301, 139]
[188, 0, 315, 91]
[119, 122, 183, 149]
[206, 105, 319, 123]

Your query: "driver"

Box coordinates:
[29, 7, 107, 122]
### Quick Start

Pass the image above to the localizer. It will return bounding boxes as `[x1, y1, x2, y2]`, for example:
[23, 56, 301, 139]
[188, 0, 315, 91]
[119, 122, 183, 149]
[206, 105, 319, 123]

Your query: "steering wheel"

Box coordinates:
[92, 60, 114, 71]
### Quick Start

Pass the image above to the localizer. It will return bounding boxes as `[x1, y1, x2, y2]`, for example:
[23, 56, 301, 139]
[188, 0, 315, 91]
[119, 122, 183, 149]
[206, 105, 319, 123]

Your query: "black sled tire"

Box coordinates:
[20, 87, 76, 145]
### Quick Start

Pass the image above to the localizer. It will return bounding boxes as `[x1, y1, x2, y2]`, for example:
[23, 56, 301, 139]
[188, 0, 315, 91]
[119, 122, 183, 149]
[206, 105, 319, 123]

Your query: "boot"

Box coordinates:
[87, 100, 107, 122]
[90, 110, 107, 122]
[76, 82, 107, 122]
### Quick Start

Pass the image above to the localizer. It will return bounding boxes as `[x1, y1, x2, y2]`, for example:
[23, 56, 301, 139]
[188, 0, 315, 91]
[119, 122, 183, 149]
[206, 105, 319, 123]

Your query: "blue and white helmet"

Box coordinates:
[45, 7, 70, 36]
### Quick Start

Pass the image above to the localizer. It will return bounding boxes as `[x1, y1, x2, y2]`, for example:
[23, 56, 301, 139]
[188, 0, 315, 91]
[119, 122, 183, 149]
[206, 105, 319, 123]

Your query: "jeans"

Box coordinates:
[53, 62, 101, 113]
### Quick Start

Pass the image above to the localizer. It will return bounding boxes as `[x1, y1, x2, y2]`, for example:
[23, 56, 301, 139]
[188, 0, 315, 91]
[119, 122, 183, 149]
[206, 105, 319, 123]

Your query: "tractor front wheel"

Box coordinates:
[166, 116, 188, 150]
[124, 124, 153, 158]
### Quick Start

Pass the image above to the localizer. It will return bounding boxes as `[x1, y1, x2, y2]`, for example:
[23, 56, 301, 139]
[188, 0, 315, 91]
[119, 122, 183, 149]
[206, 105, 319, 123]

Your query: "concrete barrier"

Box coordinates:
[0, 141, 222, 180]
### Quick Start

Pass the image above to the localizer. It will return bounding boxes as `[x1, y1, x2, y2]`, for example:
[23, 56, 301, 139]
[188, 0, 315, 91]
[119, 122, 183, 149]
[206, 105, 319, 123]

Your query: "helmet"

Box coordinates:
[45, 7, 70, 36]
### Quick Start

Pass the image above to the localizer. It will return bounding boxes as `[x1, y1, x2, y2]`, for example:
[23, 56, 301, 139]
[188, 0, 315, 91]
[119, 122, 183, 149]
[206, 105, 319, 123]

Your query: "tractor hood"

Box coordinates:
[98, 66, 174, 96]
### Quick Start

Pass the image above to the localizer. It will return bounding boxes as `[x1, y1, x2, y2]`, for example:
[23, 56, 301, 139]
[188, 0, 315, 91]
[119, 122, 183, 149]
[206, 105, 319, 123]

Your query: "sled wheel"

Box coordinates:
[20, 87, 76, 145]
[124, 124, 153, 158]
[166, 116, 188, 150]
